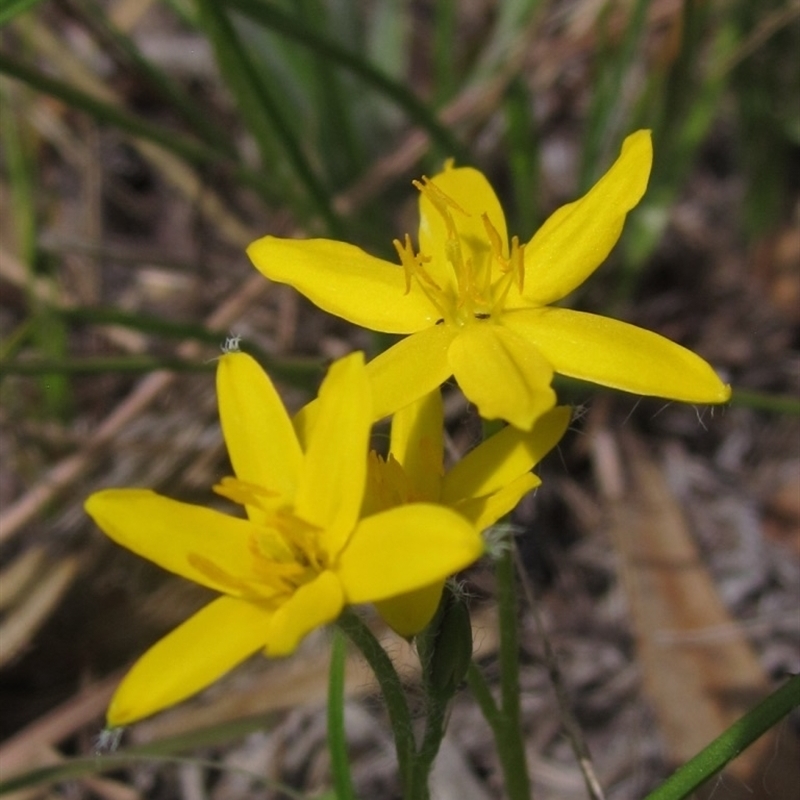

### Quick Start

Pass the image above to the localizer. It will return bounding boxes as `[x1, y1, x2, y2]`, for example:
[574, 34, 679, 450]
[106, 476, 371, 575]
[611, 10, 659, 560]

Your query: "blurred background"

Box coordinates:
[1, 1, 799, 798]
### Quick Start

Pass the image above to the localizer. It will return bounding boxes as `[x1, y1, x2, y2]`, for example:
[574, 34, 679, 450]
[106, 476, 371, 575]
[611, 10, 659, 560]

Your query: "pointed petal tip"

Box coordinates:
[717, 382, 732, 404]
[106, 695, 137, 729]
[623, 128, 652, 154]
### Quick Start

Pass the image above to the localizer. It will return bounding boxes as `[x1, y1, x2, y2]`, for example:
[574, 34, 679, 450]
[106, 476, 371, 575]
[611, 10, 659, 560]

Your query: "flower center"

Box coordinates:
[209, 477, 327, 599]
[394, 178, 525, 326]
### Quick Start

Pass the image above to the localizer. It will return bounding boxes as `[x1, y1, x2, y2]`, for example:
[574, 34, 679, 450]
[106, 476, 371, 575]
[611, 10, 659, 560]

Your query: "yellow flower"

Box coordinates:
[85, 352, 483, 726]
[362, 390, 570, 636]
[248, 131, 730, 430]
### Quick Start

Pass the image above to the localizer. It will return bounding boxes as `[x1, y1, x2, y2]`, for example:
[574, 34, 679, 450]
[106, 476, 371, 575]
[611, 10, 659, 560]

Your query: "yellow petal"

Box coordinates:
[337, 505, 483, 603]
[418, 165, 509, 288]
[85, 490, 260, 595]
[247, 236, 437, 333]
[107, 596, 272, 726]
[217, 353, 301, 503]
[389, 390, 444, 502]
[294, 353, 371, 557]
[374, 580, 445, 638]
[519, 130, 652, 306]
[448, 324, 556, 430]
[442, 406, 570, 503]
[366, 325, 457, 421]
[506, 307, 731, 403]
[264, 570, 343, 657]
[455, 473, 541, 531]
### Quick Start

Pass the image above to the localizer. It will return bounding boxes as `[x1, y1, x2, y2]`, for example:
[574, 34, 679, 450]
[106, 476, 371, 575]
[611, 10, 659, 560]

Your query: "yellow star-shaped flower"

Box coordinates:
[362, 389, 570, 636]
[85, 352, 483, 726]
[248, 131, 730, 430]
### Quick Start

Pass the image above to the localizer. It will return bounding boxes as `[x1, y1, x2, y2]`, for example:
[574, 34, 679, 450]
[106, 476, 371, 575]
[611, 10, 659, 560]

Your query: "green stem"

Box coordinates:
[328, 629, 356, 800]
[466, 660, 502, 730]
[494, 545, 532, 800]
[730, 388, 800, 415]
[407, 690, 448, 800]
[337, 610, 415, 796]
[643, 674, 800, 800]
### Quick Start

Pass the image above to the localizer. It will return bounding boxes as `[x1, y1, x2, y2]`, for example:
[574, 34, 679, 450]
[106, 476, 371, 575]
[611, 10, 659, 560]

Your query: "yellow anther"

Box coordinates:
[481, 213, 505, 261]
[213, 477, 279, 510]
[248, 546, 308, 593]
[187, 552, 254, 595]
[271, 508, 326, 570]
[413, 178, 469, 245]
[393, 235, 416, 294]
[393, 234, 450, 320]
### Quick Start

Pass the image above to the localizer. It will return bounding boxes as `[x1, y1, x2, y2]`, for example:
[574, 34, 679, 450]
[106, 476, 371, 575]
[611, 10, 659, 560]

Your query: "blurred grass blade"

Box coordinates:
[0, 356, 216, 376]
[222, 0, 468, 163]
[365, 0, 409, 84]
[68, 0, 238, 159]
[580, 0, 650, 190]
[295, 0, 363, 186]
[0, 51, 276, 202]
[468, 0, 542, 80]
[729, 0, 800, 237]
[503, 76, 540, 236]
[0, 0, 45, 26]
[0, 353, 322, 388]
[59, 306, 234, 345]
[194, 0, 342, 233]
[1, 83, 71, 417]
[433, 0, 457, 106]
[621, 6, 740, 275]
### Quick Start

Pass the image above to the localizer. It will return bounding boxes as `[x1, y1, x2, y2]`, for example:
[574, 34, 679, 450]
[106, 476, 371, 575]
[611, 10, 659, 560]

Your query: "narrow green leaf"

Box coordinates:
[468, 0, 542, 80]
[1, 84, 71, 416]
[503, 76, 540, 236]
[0, 352, 322, 388]
[221, 0, 468, 163]
[433, 0, 457, 106]
[69, 0, 238, 158]
[296, 0, 363, 186]
[643, 674, 800, 800]
[0, 0, 46, 27]
[580, 0, 650, 190]
[194, 0, 342, 233]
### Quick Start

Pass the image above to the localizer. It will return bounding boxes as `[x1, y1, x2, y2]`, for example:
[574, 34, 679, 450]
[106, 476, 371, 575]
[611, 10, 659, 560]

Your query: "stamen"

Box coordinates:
[248, 550, 308, 593]
[413, 177, 470, 219]
[213, 477, 280, 510]
[415, 178, 475, 309]
[273, 509, 326, 572]
[482, 217, 527, 312]
[481, 214, 505, 260]
[393, 235, 440, 293]
[392, 235, 449, 320]
[393, 235, 416, 295]
[187, 552, 256, 595]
